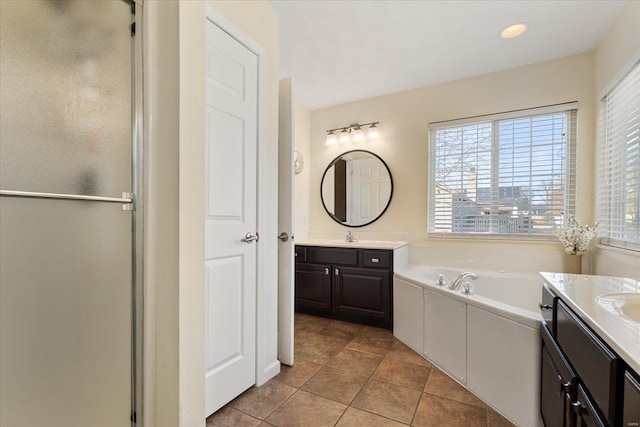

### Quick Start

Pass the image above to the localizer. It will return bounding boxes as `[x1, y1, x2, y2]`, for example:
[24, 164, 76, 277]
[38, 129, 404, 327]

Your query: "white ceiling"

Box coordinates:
[270, 0, 626, 110]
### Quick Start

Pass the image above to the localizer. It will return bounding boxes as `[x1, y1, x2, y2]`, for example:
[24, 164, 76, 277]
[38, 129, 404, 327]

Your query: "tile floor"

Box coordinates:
[206, 314, 516, 427]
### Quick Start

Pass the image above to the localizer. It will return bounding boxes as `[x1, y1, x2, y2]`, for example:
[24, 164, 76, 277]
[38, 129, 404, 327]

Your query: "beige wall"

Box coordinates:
[594, 1, 640, 96]
[144, 1, 280, 426]
[591, 0, 640, 279]
[294, 104, 311, 240]
[308, 52, 596, 275]
[143, 2, 180, 426]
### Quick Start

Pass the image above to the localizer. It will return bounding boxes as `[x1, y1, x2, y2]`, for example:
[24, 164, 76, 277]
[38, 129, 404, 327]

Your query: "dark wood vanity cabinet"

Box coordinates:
[295, 245, 393, 329]
[540, 284, 640, 427]
[295, 263, 332, 312]
[556, 300, 620, 426]
[332, 266, 391, 321]
[623, 371, 640, 427]
[541, 324, 575, 427]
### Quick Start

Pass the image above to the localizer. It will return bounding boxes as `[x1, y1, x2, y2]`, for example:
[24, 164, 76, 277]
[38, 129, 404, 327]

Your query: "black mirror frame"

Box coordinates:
[320, 149, 393, 228]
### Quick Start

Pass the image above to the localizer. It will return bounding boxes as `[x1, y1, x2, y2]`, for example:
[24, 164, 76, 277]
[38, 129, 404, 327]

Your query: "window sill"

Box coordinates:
[426, 232, 558, 244]
[596, 240, 640, 254]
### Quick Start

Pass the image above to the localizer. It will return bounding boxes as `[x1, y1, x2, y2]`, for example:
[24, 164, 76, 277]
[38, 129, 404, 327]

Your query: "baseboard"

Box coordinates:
[257, 360, 281, 386]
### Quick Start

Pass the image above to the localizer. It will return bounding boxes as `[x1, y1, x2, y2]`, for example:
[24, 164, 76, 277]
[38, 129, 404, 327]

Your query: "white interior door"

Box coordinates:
[205, 19, 259, 416]
[278, 77, 295, 366]
[350, 158, 391, 224]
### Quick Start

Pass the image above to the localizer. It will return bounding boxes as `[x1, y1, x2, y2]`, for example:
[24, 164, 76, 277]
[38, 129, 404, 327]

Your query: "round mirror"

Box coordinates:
[321, 150, 393, 227]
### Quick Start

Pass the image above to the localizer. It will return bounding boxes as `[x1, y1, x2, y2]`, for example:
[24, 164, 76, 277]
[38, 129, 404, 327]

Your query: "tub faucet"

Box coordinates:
[345, 231, 357, 242]
[449, 272, 478, 291]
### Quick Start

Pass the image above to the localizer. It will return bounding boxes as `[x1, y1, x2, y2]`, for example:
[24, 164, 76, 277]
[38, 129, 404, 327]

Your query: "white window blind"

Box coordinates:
[597, 60, 640, 249]
[429, 105, 577, 237]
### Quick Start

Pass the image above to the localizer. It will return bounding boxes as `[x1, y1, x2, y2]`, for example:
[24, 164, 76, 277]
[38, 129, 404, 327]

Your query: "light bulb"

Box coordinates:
[352, 126, 364, 142]
[367, 124, 379, 140]
[339, 128, 350, 144]
[325, 131, 337, 146]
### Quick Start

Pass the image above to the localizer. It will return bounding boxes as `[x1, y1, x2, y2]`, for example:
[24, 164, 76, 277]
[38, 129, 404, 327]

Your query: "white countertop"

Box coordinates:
[540, 272, 640, 374]
[295, 238, 408, 250]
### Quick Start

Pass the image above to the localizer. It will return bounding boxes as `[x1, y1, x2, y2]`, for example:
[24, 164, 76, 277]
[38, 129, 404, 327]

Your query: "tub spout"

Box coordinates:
[449, 272, 478, 291]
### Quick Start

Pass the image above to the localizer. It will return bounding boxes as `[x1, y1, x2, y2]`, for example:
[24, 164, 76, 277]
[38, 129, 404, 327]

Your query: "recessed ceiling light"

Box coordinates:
[501, 23, 528, 39]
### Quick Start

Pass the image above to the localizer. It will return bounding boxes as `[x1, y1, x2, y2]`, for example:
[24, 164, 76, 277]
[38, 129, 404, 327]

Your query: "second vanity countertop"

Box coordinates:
[541, 272, 640, 374]
[295, 238, 408, 250]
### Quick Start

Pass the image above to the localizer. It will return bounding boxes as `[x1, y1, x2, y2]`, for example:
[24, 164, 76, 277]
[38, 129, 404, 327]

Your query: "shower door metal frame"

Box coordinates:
[131, 0, 144, 426]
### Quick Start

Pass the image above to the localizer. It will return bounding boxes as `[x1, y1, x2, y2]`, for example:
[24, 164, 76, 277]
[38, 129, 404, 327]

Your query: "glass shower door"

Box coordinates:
[0, 1, 135, 426]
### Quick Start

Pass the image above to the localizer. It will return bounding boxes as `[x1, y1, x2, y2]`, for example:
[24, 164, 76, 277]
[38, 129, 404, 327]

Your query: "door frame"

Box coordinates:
[204, 5, 271, 387]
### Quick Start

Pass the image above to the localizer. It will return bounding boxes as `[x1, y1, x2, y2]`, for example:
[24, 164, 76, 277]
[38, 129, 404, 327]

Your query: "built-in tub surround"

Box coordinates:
[394, 265, 542, 427]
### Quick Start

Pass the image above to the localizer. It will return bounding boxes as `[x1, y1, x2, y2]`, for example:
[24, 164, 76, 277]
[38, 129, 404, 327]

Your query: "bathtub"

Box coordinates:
[393, 265, 543, 427]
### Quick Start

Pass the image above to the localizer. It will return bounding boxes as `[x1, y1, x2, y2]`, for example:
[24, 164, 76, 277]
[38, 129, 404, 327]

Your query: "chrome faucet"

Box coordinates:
[449, 272, 478, 291]
[345, 231, 357, 242]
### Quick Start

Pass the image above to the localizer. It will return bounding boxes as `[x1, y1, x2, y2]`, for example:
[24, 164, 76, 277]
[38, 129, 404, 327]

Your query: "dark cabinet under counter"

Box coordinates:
[624, 371, 640, 427]
[539, 280, 640, 427]
[295, 263, 332, 312]
[295, 245, 394, 329]
[333, 266, 391, 322]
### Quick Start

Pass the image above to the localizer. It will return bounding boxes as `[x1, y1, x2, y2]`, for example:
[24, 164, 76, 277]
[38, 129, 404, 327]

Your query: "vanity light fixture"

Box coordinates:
[352, 125, 365, 142]
[325, 122, 380, 146]
[339, 128, 351, 144]
[326, 130, 337, 146]
[367, 123, 379, 140]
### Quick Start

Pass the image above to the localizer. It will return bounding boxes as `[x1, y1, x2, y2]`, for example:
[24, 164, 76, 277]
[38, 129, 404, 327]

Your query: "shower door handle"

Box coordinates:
[0, 190, 134, 210]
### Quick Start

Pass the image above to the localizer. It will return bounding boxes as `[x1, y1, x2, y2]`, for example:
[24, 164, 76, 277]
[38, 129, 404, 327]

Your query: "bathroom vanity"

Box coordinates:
[294, 240, 407, 329]
[539, 273, 640, 427]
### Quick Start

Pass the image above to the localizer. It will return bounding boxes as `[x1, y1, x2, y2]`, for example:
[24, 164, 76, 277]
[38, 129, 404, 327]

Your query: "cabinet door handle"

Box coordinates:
[325, 267, 329, 275]
[570, 400, 585, 415]
[558, 378, 571, 396]
[371, 258, 379, 263]
[335, 268, 340, 276]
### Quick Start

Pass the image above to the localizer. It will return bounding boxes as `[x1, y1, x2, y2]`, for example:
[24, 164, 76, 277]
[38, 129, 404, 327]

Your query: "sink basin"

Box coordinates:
[596, 293, 640, 324]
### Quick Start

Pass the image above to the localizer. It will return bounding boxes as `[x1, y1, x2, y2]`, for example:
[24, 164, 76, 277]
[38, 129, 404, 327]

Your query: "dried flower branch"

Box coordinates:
[556, 216, 599, 256]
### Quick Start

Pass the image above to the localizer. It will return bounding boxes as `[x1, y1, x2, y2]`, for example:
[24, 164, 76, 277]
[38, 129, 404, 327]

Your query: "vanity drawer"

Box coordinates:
[308, 247, 359, 266]
[295, 246, 308, 262]
[556, 300, 619, 425]
[362, 250, 391, 269]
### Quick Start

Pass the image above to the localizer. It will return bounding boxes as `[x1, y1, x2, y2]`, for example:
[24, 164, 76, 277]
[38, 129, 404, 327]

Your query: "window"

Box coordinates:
[597, 60, 640, 250]
[428, 104, 577, 237]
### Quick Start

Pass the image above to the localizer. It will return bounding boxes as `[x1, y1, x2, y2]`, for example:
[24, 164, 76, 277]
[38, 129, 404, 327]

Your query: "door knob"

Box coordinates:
[240, 232, 259, 243]
[278, 232, 289, 242]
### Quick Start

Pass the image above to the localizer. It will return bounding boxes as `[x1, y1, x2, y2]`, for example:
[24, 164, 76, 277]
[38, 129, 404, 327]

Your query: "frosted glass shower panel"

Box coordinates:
[0, 198, 132, 427]
[0, 0, 132, 196]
